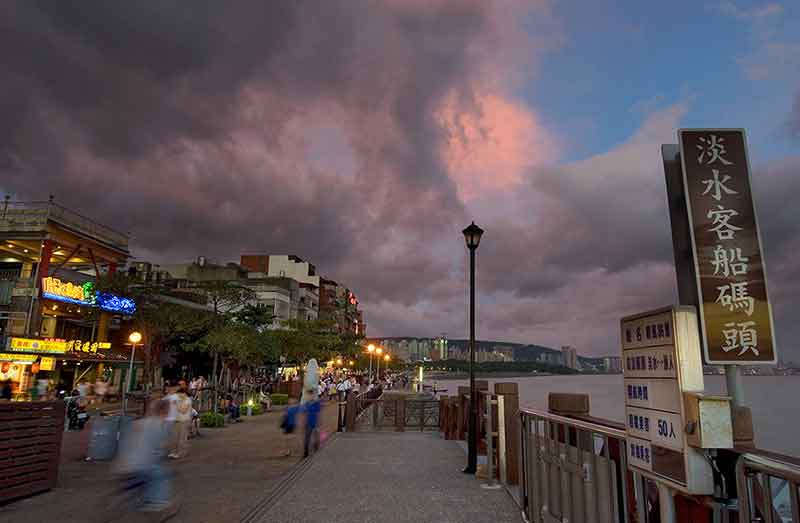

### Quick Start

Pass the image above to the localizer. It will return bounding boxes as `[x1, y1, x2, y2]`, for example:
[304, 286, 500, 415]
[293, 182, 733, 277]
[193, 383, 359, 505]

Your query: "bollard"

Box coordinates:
[495, 382, 520, 485]
[345, 393, 357, 432]
[396, 397, 406, 432]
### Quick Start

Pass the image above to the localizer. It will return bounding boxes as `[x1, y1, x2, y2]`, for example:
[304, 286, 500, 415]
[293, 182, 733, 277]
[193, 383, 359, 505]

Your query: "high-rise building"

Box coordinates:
[561, 346, 578, 369]
[603, 356, 622, 373]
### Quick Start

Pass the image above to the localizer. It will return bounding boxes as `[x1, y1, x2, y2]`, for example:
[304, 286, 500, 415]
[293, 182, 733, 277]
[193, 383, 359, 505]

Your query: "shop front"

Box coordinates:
[3, 336, 143, 400]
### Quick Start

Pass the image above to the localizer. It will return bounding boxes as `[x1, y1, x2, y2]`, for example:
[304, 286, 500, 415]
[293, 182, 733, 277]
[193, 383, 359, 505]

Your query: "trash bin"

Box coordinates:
[86, 415, 133, 461]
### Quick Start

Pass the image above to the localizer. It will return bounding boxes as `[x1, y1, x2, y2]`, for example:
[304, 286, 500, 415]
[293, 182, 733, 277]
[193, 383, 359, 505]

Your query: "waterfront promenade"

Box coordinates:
[248, 431, 522, 523]
[0, 400, 519, 523]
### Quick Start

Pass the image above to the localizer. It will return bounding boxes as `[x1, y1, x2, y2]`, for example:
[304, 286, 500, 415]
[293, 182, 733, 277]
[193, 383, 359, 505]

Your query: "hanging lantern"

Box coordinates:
[31, 363, 40, 374]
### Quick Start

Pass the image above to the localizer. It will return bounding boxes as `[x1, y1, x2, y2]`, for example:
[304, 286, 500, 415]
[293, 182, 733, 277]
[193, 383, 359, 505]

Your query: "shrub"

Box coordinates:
[200, 412, 225, 428]
[243, 403, 263, 415]
[270, 393, 289, 406]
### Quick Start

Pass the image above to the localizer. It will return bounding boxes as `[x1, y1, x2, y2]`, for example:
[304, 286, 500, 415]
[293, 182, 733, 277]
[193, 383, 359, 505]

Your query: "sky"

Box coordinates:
[1, 1, 799, 360]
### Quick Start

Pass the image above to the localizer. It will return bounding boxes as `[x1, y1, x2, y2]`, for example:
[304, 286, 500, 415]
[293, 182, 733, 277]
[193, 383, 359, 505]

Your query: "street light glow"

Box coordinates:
[383, 354, 390, 362]
[336, 357, 343, 365]
[367, 344, 375, 353]
[376, 347, 383, 355]
[129, 331, 142, 344]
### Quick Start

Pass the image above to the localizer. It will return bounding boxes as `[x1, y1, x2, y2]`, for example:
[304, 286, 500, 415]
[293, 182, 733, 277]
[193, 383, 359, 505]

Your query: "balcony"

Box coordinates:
[0, 201, 129, 252]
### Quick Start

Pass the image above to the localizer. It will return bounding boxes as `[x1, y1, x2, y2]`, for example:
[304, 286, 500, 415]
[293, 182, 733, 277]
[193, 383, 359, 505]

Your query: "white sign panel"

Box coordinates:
[624, 379, 682, 413]
[621, 306, 712, 495]
[627, 436, 653, 472]
[623, 347, 677, 379]
[626, 407, 684, 451]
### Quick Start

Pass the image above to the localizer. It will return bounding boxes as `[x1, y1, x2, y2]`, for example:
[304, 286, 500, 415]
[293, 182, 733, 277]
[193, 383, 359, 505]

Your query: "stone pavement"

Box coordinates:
[251, 431, 523, 523]
[0, 401, 339, 523]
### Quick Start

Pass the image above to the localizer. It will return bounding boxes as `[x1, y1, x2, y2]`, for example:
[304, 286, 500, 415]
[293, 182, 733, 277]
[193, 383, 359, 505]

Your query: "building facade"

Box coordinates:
[0, 200, 140, 397]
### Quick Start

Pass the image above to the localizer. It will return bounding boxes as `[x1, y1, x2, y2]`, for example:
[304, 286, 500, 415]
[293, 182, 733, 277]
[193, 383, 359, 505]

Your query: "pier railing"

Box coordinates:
[519, 407, 629, 523]
[338, 392, 440, 432]
[736, 451, 800, 522]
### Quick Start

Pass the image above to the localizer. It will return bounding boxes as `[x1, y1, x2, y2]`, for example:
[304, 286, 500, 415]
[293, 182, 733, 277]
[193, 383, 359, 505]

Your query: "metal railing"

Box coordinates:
[736, 452, 800, 523]
[520, 408, 629, 523]
[0, 201, 129, 250]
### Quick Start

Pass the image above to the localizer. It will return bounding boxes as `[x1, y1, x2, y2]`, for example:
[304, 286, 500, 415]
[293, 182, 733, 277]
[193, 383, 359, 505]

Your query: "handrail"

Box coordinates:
[739, 452, 800, 483]
[519, 406, 628, 440]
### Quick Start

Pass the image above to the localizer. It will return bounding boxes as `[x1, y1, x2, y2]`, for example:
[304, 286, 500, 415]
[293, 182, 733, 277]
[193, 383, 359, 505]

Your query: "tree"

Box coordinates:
[95, 273, 216, 391]
[268, 319, 342, 363]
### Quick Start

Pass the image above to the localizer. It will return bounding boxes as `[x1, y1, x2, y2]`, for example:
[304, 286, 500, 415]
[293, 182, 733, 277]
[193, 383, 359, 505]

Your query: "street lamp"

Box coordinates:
[376, 348, 384, 379]
[124, 331, 142, 416]
[383, 354, 390, 378]
[462, 221, 483, 475]
[367, 344, 375, 379]
[336, 357, 343, 366]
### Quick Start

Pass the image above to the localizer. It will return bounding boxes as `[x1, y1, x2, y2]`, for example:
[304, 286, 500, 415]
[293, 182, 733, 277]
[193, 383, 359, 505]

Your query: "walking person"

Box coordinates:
[114, 399, 176, 514]
[166, 382, 192, 459]
[303, 390, 321, 458]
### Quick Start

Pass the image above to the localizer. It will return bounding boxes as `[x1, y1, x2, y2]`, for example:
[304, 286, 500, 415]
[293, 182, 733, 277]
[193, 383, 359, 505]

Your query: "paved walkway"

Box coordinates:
[251, 431, 522, 523]
[0, 402, 339, 523]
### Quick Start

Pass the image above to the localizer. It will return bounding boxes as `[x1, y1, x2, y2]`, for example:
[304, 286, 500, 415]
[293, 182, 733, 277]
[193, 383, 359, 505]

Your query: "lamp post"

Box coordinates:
[124, 331, 142, 416]
[367, 344, 375, 380]
[375, 347, 383, 380]
[462, 221, 484, 474]
[382, 354, 390, 379]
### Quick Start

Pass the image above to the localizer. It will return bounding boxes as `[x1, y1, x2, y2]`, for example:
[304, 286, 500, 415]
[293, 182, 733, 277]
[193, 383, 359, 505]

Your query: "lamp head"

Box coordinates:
[462, 221, 484, 250]
[129, 331, 142, 344]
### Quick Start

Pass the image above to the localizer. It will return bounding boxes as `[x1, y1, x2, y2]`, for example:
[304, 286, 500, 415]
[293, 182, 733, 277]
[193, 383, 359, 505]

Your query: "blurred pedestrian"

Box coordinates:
[114, 399, 174, 512]
[303, 390, 321, 458]
[280, 404, 300, 456]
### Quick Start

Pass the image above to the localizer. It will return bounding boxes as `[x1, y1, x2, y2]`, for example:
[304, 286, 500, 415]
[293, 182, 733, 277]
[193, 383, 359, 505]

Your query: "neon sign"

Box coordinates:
[41, 277, 136, 315]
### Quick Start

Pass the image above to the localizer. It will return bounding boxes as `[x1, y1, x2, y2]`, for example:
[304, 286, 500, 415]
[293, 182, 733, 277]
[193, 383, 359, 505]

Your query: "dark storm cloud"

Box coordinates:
[0, 0, 505, 304]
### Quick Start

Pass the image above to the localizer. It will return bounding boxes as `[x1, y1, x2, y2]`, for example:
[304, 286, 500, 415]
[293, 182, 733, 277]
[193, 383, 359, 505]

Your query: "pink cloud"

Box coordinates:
[438, 91, 558, 201]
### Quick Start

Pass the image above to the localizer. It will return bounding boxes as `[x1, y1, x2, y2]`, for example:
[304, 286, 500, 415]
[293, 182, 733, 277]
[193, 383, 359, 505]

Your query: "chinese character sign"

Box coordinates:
[679, 129, 776, 364]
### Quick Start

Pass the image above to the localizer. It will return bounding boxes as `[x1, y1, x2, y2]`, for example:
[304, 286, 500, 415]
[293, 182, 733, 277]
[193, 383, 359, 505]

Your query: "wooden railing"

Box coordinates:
[0, 401, 65, 503]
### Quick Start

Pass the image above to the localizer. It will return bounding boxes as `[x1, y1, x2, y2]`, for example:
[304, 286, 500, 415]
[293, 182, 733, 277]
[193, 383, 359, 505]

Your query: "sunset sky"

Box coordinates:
[2, 1, 798, 359]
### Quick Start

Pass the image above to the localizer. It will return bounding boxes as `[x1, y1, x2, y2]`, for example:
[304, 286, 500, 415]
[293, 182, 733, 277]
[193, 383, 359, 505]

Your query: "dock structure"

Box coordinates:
[243, 431, 522, 523]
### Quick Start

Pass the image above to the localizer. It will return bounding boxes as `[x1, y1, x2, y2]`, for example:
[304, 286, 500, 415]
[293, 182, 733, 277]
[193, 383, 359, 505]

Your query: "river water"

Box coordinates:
[425, 374, 800, 457]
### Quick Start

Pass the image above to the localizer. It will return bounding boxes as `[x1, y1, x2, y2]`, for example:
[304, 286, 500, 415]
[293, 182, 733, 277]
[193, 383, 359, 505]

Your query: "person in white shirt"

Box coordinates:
[165, 381, 192, 459]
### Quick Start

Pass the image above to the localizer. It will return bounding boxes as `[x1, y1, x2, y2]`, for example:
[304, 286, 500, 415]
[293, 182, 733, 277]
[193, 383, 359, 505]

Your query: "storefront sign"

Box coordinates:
[65, 340, 111, 354]
[0, 353, 38, 363]
[41, 276, 136, 315]
[39, 357, 56, 371]
[621, 306, 712, 495]
[678, 129, 776, 364]
[7, 337, 67, 354]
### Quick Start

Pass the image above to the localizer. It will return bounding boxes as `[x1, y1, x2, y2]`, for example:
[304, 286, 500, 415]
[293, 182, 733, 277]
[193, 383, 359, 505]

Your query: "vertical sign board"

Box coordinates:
[678, 129, 776, 364]
[622, 306, 714, 495]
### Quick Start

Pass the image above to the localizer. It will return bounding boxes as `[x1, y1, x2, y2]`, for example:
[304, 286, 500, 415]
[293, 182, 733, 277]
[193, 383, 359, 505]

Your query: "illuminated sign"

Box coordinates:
[0, 353, 38, 363]
[41, 277, 136, 315]
[8, 337, 67, 354]
[65, 340, 111, 354]
[95, 292, 136, 315]
[39, 357, 56, 371]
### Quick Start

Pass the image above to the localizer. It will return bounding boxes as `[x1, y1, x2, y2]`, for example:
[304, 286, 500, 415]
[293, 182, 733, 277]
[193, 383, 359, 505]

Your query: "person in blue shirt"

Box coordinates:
[281, 404, 300, 456]
[303, 393, 321, 458]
